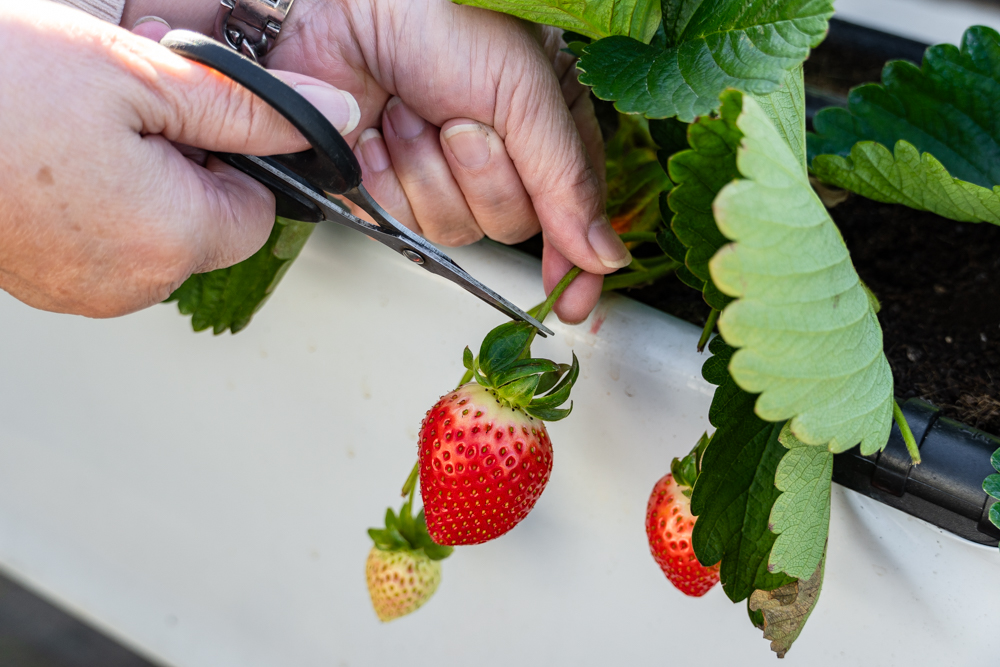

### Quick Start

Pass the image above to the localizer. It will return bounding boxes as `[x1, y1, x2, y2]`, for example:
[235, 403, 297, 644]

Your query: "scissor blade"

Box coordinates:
[241, 156, 553, 337]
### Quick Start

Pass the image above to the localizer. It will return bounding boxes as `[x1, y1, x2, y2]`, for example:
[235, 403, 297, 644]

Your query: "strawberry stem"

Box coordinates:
[618, 231, 659, 244]
[401, 460, 420, 498]
[893, 400, 921, 465]
[697, 308, 720, 352]
[602, 259, 680, 292]
[534, 266, 584, 324]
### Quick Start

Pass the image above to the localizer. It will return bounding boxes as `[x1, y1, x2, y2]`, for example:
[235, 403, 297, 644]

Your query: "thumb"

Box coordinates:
[131, 35, 359, 155]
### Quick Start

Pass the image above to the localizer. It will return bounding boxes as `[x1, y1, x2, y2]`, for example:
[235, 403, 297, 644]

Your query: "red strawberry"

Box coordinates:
[419, 383, 553, 545]
[418, 321, 578, 546]
[646, 472, 720, 597]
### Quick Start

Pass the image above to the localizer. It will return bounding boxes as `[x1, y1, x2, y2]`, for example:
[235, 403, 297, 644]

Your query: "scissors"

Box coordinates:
[160, 30, 553, 337]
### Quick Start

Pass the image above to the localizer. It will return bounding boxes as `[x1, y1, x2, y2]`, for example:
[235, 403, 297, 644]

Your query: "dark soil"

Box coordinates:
[803, 18, 927, 100]
[832, 197, 1000, 435]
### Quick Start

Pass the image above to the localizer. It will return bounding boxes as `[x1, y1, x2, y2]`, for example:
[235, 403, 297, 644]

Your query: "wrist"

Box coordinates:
[120, 0, 216, 33]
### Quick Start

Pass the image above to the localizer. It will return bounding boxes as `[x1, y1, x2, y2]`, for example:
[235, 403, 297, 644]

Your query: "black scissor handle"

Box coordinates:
[160, 30, 362, 221]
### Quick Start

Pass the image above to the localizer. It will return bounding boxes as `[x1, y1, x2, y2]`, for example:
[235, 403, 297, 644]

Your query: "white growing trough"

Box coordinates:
[0, 220, 997, 666]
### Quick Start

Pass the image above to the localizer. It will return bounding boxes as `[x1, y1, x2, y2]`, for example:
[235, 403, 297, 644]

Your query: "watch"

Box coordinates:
[214, 0, 296, 62]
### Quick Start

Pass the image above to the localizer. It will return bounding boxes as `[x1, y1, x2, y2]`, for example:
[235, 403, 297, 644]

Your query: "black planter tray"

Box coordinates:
[833, 399, 1000, 547]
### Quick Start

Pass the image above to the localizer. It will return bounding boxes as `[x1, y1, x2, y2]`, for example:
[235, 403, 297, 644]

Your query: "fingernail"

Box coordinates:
[132, 16, 171, 40]
[358, 128, 391, 172]
[295, 84, 360, 135]
[385, 97, 425, 140]
[133, 15, 170, 28]
[443, 123, 491, 170]
[588, 217, 632, 269]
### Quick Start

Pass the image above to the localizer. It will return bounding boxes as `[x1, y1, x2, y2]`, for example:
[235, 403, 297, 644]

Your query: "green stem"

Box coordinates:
[602, 260, 680, 292]
[697, 308, 720, 352]
[534, 266, 584, 324]
[457, 368, 474, 387]
[401, 460, 420, 498]
[618, 231, 659, 244]
[517, 266, 585, 356]
[893, 400, 921, 465]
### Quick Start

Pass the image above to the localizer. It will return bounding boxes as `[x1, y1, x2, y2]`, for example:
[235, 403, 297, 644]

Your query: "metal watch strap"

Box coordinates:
[214, 0, 295, 62]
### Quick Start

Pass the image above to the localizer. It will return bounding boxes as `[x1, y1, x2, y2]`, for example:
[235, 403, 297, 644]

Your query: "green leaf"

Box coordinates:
[662, 68, 802, 311]
[749, 552, 825, 658]
[710, 91, 894, 455]
[605, 115, 673, 235]
[983, 474, 1000, 499]
[576, 0, 833, 122]
[453, 0, 661, 42]
[533, 364, 569, 395]
[986, 447, 1000, 549]
[491, 359, 562, 389]
[478, 322, 534, 379]
[648, 117, 691, 167]
[372, 506, 454, 560]
[813, 141, 1000, 225]
[655, 223, 687, 263]
[165, 217, 314, 334]
[500, 373, 541, 406]
[528, 353, 579, 410]
[767, 424, 832, 580]
[463, 346, 474, 371]
[809, 26, 1000, 225]
[524, 404, 573, 422]
[665, 92, 740, 309]
[690, 337, 795, 602]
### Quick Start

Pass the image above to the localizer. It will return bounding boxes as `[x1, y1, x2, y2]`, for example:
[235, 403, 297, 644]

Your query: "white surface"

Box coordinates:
[836, 0, 1000, 45]
[0, 223, 997, 666]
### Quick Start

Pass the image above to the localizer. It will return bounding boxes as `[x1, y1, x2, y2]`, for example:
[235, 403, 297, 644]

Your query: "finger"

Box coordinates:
[568, 87, 606, 186]
[440, 119, 540, 244]
[183, 152, 278, 273]
[492, 44, 629, 274]
[355, 127, 421, 234]
[542, 241, 604, 324]
[382, 97, 482, 247]
[128, 39, 359, 155]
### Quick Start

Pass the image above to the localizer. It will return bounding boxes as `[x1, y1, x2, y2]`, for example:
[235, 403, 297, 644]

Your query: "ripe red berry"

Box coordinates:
[418, 383, 553, 545]
[645, 473, 720, 597]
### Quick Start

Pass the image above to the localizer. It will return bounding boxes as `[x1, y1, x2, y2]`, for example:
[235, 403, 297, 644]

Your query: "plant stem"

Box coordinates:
[534, 266, 584, 324]
[457, 368, 474, 387]
[618, 231, 659, 245]
[401, 459, 419, 498]
[893, 400, 921, 465]
[602, 260, 680, 292]
[697, 309, 720, 352]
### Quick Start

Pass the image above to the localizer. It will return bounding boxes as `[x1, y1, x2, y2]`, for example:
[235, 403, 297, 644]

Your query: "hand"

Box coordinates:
[0, 1, 357, 317]
[121, 0, 631, 323]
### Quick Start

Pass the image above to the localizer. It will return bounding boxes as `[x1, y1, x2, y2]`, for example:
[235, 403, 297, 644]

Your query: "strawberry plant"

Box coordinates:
[986, 448, 1000, 554]
[158, 0, 1000, 658]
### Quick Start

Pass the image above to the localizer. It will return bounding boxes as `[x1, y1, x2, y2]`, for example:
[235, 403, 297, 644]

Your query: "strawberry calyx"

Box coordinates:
[368, 484, 453, 561]
[461, 321, 579, 422]
[670, 431, 712, 498]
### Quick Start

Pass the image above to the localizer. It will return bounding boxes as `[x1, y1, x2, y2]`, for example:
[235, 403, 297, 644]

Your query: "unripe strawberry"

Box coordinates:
[365, 547, 442, 622]
[366, 500, 452, 622]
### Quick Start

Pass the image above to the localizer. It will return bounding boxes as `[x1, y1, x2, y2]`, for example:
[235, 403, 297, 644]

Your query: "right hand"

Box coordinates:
[0, 1, 358, 318]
